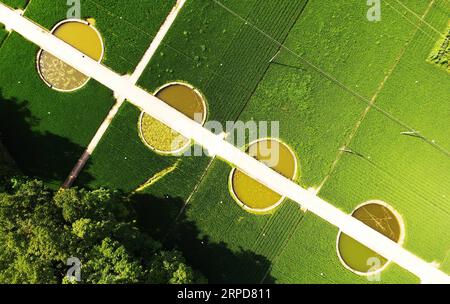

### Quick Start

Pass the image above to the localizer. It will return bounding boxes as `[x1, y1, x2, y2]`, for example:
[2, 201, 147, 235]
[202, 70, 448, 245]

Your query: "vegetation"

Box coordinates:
[81, 0, 308, 195]
[0, 28, 6, 47]
[0, 0, 449, 284]
[0, 0, 175, 187]
[0, 139, 17, 177]
[0, 1, 29, 46]
[77, 102, 212, 196]
[74, 0, 450, 283]
[242, 0, 450, 282]
[25, 0, 176, 74]
[428, 22, 450, 72]
[0, 178, 204, 284]
[2, 0, 29, 10]
[310, 1, 450, 279]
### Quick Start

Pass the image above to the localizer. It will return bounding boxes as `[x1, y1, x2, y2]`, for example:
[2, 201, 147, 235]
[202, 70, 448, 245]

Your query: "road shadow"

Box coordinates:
[0, 90, 93, 187]
[131, 193, 276, 283]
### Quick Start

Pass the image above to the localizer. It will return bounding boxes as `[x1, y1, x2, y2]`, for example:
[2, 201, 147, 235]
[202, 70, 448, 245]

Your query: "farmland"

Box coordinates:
[152, 0, 449, 283]
[0, 0, 175, 187]
[79, 0, 309, 192]
[269, 0, 450, 282]
[0, 0, 449, 284]
[60, 0, 450, 283]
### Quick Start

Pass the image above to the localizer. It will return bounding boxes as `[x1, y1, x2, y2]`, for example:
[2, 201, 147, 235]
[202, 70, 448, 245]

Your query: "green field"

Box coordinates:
[0, 1, 28, 45]
[0, 0, 449, 283]
[0, 0, 175, 187]
[79, 0, 309, 192]
[75, 0, 450, 283]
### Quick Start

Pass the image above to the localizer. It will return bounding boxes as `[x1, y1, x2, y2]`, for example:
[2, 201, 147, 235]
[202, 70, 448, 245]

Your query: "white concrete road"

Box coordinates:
[62, 0, 187, 188]
[0, 2, 449, 283]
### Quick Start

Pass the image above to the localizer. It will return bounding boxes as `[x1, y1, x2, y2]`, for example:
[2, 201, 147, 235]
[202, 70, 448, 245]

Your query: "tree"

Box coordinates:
[0, 179, 205, 284]
[0, 138, 17, 180]
[147, 250, 206, 284]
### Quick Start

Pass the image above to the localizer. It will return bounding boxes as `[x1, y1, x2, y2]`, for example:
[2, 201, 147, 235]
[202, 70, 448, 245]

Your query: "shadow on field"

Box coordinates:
[0, 91, 93, 186]
[131, 193, 276, 284]
[271, 61, 306, 72]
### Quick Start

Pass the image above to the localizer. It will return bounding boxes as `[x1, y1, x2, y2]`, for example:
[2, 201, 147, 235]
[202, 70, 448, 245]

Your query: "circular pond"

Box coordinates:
[37, 19, 104, 92]
[337, 201, 405, 275]
[139, 82, 207, 155]
[229, 138, 298, 214]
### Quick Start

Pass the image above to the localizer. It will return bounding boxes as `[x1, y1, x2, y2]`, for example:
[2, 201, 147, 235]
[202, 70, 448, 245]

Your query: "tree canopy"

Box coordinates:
[0, 178, 205, 284]
[0, 139, 17, 179]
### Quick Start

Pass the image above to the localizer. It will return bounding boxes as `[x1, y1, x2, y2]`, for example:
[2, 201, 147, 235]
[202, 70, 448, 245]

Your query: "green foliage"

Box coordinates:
[428, 23, 450, 71]
[2, 0, 29, 9]
[0, 139, 17, 179]
[147, 250, 205, 284]
[0, 179, 204, 284]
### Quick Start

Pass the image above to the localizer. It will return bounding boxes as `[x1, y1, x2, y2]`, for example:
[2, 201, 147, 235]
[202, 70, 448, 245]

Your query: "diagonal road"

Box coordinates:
[0, 2, 448, 283]
[62, 0, 187, 188]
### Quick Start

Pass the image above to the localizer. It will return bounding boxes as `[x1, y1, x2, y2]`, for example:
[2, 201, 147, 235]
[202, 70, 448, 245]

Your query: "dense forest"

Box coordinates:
[0, 143, 204, 283]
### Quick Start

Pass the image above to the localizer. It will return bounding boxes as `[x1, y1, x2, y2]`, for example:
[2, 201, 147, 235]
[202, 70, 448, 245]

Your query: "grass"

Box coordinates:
[77, 102, 212, 198]
[178, 160, 307, 283]
[76, 0, 450, 283]
[177, 0, 443, 283]
[371, 1, 450, 151]
[314, 1, 450, 276]
[0, 0, 29, 46]
[0, 35, 114, 187]
[269, 0, 450, 283]
[242, 0, 439, 189]
[82, 0, 308, 193]
[1, 0, 449, 283]
[138, 0, 309, 123]
[25, 0, 176, 74]
[270, 0, 450, 282]
[428, 21, 449, 72]
[2, 0, 29, 9]
[77, 0, 309, 282]
[319, 106, 450, 272]
[0, 0, 177, 187]
[0, 28, 6, 46]
[269, 213, 418, 283]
